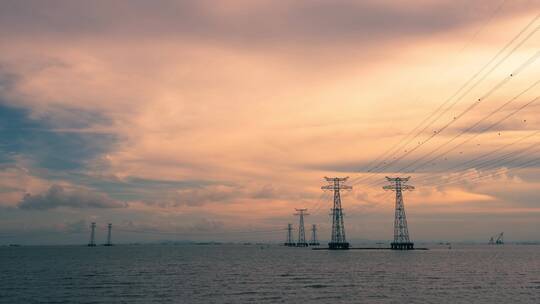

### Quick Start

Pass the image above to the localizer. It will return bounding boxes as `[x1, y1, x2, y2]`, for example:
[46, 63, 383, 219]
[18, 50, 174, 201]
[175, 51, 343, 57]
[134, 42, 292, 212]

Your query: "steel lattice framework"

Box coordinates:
[383, 176, 415, 250]
[105, 223, 112, 246]
[88, 222, 96, 247]
[295, 209, 309, 247]
[309, 224, 320, 246]
[322, 177, 351, 249]
[284, 223, 295, 246]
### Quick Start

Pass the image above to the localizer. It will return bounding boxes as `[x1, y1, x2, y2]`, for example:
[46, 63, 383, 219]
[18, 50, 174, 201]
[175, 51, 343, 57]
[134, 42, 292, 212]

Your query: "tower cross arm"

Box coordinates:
[383, 184, 414, 191]
[321, 185, 352, 190]
[385, 176, 411, 182]
[324, 176, 349, 182]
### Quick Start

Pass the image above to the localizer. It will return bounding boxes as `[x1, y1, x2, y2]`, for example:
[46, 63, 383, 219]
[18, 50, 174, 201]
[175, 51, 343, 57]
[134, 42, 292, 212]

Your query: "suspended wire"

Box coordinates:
[422, 141, 540, 187]
[378, 130, 540, 186]
[399, 83, 540, 174]
[356, 0, 509, 180]
[357, 48, 540, 188]
[310, 191, 331, 217]
[458, 0, 508, 52]
[407, 97, 539, 178]
[390, 138, 540, 189]
[423, 129, 540, 177]
[427, 153, 540, 188]
[411, 131, 540, 186]
[431, 141, 540, 184]
[114, 227, 286, 236]
[350, 13, 540, 185]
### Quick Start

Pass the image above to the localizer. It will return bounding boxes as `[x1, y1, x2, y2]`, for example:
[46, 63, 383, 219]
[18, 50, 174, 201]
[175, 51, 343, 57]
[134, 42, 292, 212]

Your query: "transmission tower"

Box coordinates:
[322, 176, 352, 249]
[309, 224, 320, 246]
[284, 223, 295, 246]
[105, 223, 112, 246]
[88, 222, 96, 247]
[295, 209, 309, 247]
[383, 176, 415, 250]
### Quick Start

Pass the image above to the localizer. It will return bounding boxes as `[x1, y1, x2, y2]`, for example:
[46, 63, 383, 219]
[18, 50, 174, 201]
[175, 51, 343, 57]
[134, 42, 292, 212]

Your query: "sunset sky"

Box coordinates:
[0, 0, 539, 244]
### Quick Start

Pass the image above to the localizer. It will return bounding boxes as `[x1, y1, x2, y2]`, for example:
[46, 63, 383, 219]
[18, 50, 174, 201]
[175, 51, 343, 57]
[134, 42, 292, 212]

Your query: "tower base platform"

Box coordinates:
[391, 242, 414, 250]
[328, 242, 350, 250]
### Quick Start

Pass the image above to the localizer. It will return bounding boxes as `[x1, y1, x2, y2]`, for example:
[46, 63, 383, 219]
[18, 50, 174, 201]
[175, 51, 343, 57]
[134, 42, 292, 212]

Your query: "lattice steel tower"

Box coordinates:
[322, 177, 352, 249]
[88, 222, 96, 247]
[309, 224, 320, 246]
[284, 223, 295, 246]
[383, 176, 415, 250]
[105, 223, 112, 246]
[295, 209, 309, 247]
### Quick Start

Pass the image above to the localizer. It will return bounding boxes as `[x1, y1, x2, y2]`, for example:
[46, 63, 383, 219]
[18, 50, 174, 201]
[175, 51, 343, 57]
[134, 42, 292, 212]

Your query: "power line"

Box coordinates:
[363, 0, 510, 173]
[357, 50, 540, 188]
[411, 130, 540, 185]
[431, 130, 540, 174]
[422, 141, 540, 187]
[407, 91, 539, 186]
[114, 227, 286, 236]
[427, 154, 540, 188]
[458, 0, 508, 53]
[400, 84, 540, 174]
[350, 13, 540, 185]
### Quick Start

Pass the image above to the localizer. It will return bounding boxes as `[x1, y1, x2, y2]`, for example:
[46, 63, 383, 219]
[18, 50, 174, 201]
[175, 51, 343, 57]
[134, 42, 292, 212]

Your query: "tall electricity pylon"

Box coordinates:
[105, 223, 112, 246]
[322, 177, 352, 249]
[295, 209, 309, 247]
[383, 176, 415, 250]
[88, 222, 96, 247]
[309, 224, 320, 246]
[284, 223, 295, 246]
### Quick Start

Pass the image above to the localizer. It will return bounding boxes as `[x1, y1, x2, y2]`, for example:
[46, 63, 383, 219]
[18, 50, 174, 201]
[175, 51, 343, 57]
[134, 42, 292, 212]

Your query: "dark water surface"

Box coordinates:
[1, 244, 539, 303]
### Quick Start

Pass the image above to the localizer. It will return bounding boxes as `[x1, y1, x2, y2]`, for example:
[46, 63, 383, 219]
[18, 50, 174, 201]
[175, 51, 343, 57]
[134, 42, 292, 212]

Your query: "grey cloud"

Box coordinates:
[141, 182, 305, 207]
[19, 184, 127, 210]
[251, 184, 277, 199]
[0, 0, 534, 46]
[160, 185, 239, 207]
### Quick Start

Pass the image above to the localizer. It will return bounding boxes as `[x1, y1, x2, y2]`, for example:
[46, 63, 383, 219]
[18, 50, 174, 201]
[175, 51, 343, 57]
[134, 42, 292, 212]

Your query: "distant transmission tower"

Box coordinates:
[295, 209, 309, 247]
[383, 176, 415, 250]
[88, 222, 96, 247]
[284, 223, 295, 246]
[309, 224, 320, 246]
[105, 223, 112, 246]
[322, 177, 352, 250]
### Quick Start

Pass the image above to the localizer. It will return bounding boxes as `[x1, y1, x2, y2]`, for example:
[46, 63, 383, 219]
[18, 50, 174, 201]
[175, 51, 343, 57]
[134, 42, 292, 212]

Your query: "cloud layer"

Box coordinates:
[0, 0, 539, 242]
[19, 185, 126, 210]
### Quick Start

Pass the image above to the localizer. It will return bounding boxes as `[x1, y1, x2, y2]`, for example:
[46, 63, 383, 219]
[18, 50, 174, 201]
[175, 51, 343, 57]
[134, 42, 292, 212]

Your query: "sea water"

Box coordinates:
[1, 244, 539, 303]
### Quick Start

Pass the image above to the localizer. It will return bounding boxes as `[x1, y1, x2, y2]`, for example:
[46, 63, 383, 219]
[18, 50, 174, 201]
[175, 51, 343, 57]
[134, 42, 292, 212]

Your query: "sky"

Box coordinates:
[0, 0, 539, 244]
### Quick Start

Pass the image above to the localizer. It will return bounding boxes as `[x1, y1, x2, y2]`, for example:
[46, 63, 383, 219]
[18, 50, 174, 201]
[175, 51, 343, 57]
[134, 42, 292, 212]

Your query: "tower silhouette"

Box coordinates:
[322, 177, 352, 250]
[383, 176, 415, 250]
[105, 223, 112, 246]
[309, 224, 320, 246]
[284, 223, 295, 246]
[88, 222, 96, 247]
[295, 209, 309, 247]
